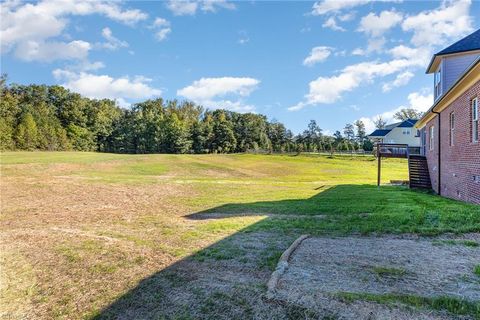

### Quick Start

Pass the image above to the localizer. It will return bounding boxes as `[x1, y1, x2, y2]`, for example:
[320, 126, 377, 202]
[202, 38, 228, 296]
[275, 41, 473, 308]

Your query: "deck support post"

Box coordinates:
[377, 145, 381, 187]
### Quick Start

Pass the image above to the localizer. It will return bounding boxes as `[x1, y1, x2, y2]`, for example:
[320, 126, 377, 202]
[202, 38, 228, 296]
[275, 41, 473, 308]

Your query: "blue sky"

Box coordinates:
[2, 0, 479, 134]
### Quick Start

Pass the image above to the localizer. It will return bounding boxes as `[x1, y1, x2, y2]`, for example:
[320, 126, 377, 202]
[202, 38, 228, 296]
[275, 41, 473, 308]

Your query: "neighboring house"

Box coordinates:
[368, 119, 421, 147]
[415, 28, 480, 204]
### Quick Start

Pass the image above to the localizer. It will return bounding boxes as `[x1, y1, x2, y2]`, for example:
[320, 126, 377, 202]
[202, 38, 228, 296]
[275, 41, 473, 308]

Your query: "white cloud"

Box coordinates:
[77, 61, 105, 72]
[53, 69, 162, 105]
[360, 89, 433, 133]
[289, 56, 426, 110]
[354, 10, 401, 56]
[311, 0, 372, 16]
[166, 1, 198, 15]
[311, 0, 399, 16]
[155, 28, 172, 41]
[14, 40, 91, 62]
[151, 18, 172, 42]
[352, 48, 365, 56]
[402, 0, 473, 47]
[382, 71, 414, 92]
[166, 0, 235, 16]
[153, 17, 170, 27]
[177, 77, 260, 112]
[178, 77, 259, 101]
[358, 10, 403, 37]
[201, 0, 236, 12]
[388, 44, 431, 65]
[367, 37, 386, 53]
[303, 46, 333, 66]
[338, 12, 355, 21]
[1, 0, 147, 61]
[322, 17, 346, 32]
[99, 27, 128, 50]
[201, 100, 255, 113]
[350, 37, 386, 56]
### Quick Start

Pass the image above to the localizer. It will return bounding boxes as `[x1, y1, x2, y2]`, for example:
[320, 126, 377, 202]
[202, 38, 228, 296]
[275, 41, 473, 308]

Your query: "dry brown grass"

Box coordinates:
[2, 152, 478, 319]
[1, 158, 210, 318]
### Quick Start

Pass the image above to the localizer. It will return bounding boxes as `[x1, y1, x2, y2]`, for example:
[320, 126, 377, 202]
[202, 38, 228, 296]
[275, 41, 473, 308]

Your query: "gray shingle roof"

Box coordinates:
[436, 28, 480, 56]
[426, 28, 480, 73]
[368, 119, 418, 137]
[397, 119, 418, 128]
[368, 129, 391, 137]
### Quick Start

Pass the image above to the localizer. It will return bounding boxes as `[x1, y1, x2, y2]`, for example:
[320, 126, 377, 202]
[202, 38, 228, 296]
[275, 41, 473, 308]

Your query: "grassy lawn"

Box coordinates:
[1, 152, 479, 319]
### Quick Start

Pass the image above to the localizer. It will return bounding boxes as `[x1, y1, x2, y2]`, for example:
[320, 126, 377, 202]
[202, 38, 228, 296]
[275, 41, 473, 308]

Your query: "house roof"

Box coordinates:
[368, 129, 391, 137]
[384, 122, 400, 130]
[368, 119, 417, 137]
[436, 28, 480, 56]
[416, 57, 480, 128]
[397, 119, 418, 128]
[426, 28, 480, 73]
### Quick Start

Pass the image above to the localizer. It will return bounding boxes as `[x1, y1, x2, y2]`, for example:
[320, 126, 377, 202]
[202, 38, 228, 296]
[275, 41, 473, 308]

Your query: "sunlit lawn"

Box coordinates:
[1, 152, 479, 319]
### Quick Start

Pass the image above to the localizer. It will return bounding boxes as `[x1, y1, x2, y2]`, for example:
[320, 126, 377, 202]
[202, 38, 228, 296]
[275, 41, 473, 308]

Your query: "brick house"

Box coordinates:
[415, 29, 480, 204]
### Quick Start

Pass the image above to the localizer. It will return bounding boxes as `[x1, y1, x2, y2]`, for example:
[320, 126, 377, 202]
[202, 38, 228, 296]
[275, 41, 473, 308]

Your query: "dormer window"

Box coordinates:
[434, 66, 442, 99]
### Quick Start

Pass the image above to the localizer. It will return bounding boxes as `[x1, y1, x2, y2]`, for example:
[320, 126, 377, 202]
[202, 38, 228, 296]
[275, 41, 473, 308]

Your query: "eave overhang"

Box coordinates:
[416, 57, 480, 129]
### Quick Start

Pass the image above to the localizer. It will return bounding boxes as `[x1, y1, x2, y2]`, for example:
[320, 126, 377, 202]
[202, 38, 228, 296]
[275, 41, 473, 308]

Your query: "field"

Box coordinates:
[1, 152, 480, 319]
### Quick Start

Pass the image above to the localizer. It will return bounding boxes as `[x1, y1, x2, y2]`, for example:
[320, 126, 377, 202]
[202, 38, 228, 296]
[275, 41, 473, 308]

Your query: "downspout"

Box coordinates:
[432, 110, 441, 195]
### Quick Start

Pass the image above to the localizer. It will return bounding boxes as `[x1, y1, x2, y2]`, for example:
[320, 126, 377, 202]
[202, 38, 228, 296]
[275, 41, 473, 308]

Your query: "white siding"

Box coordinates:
[383, 127, 421, 146]
[443, 53, 480, 92]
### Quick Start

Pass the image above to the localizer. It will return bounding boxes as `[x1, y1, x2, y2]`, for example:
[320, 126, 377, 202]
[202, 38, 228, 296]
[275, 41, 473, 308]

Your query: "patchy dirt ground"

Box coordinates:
[2, 153, 480, 319]
[271, 235, 480, 320]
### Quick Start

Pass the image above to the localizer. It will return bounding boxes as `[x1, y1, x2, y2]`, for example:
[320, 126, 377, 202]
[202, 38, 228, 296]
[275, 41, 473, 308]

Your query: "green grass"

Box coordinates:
[336, 292, 480, 318]
[474, 265, 480, 277]
[2, 151, 480, 319]
[432, 239, 479, 247]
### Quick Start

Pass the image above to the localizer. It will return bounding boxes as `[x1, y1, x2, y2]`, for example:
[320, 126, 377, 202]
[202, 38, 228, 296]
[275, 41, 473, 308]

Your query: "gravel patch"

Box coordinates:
[270, 235, 480, 319]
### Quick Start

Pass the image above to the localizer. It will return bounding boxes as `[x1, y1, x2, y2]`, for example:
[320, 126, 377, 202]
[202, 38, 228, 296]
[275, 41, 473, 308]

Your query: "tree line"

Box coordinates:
[3, 77, 422, 154]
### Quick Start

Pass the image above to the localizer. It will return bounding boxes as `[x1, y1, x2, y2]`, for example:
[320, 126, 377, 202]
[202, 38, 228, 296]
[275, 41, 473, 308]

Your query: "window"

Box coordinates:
[434, 67, 442, 98]
[473, 97, 478, 143]
[450, 112, 455, 146]
[402, 129, 411, 135]
[429, 126, 434, 151]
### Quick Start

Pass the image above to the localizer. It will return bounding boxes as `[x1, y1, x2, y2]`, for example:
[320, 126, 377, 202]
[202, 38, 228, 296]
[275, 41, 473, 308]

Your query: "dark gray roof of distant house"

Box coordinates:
[397, 119, 418, 128]
[368, 119, 418, 137]
[436, 28, 480, 56]
[385, 122, 400, 130]
[368, 129, 391, 137]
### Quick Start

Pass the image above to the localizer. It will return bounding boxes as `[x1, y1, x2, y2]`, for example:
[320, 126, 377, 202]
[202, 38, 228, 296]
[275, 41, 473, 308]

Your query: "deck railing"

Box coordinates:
[374, 143, 420, 158]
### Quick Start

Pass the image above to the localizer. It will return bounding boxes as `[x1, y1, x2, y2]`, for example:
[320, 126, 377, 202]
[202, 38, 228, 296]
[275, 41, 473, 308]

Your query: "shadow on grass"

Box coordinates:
[93, 185, 480, 319]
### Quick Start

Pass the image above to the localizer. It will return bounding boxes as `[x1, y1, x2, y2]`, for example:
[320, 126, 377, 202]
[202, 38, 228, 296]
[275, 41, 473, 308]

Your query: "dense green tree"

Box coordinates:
[393, 108, 423, 121]
[354, 120, 366, 145]
[163, 113, 192, 153]
[343, 123, 355, 142]
[267, 121, 289, 152]
[210, 111, 236, 153]
[1, 78, 364, 155]
[16, 113, 38, 150]
[0, 78, 20, 150]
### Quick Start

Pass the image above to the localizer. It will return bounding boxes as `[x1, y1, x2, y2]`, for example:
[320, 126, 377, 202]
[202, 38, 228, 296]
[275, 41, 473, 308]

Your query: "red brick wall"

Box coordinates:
[424, 79, 480, 204]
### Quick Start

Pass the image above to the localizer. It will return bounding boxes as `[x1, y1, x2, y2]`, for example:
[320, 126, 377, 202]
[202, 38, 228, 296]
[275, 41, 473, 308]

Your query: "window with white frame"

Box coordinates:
[429, 126, 434, 151]
[402, 129, 411, 135]
[434, 67, 442, 98]
[473, 97, 478, 143]
[450, 112, 455, 146]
